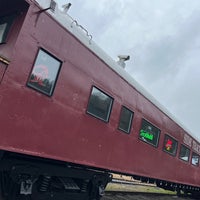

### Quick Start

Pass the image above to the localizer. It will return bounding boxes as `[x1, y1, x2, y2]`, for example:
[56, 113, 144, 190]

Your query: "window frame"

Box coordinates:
[118, 106, 134, 134]
[163, 134, 178, 156]
[179, 144, 190, 162]
[0, 14, 15, 44]
[86, 86, 114, 122]
[139, 119, 161, 148]
[27, 48, 62, 97]
[191, 152, 199, 167]
[0, 61, 8, 83]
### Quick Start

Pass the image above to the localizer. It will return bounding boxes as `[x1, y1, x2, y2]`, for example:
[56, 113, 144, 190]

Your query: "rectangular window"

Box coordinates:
[139, 119, 160, 147]
[27, 49, 61, 96]
[163, 134, 178, 156]
[0, 60, 7, 83]
[0, 14, 15, 44]
[179, 144, 190, 162]
[192, 152, 199, 166]
[118, 106, 134, 134]
[87, 86, 113, 122]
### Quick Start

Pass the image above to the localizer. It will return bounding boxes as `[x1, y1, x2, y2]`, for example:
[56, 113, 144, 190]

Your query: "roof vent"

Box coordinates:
[117, 55, 130, 68]
[62, 3, 72, 13]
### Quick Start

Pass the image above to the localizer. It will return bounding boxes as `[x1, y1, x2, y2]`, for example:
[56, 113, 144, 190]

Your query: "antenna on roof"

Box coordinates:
[117, 55, 130, 68]
[50, 0, 57, 12]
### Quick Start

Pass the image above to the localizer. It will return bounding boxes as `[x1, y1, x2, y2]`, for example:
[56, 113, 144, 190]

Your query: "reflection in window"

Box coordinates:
[27, 49, 61, 96]
[118, 106, 134, 134]
[179, 145, 190, 162]
[139, 119, 160, 147]
[0, 14, 15, 43]
[163, 134, 178, 156]
[87, 87, 113, 122]
[192, 152, 199, 166]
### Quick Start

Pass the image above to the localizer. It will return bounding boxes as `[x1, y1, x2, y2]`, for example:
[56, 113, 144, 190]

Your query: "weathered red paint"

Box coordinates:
[0, 0, 199, 188]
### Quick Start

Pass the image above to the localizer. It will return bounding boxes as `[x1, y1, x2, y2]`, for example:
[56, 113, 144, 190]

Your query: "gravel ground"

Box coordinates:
[102, 194, 194, 200]
[103, 182, 196, 200]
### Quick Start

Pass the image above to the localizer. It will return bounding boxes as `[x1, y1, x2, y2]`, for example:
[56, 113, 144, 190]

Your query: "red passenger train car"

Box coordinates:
[0, 0, 200, 199]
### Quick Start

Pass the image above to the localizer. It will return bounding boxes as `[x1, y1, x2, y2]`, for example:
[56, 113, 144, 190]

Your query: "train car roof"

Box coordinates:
[34, 0, 197, 141]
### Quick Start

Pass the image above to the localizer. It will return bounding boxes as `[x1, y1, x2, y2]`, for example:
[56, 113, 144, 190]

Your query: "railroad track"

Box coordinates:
[111, 178, 156, 187]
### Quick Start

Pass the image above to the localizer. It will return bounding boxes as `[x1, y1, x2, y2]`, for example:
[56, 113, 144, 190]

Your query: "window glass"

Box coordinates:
[179, 144, 190, 162]
[139, 119, 160, 147]
[27, 49, 61, 96]
[163, 134, 178, 156]
[192, 152, 199, 166]
[0, 61, 7, 83]
[0, 14, 15, 43]
[87, 87, 113, 122]
[118, 106, 134, 134]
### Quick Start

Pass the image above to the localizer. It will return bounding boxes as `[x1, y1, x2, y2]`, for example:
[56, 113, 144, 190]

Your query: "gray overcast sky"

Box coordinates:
[57, 0, 200, 140]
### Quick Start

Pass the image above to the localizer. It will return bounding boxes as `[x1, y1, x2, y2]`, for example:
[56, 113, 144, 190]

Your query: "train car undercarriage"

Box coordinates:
[0, 151, 112, 200]
[1, 150, 200, 200]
